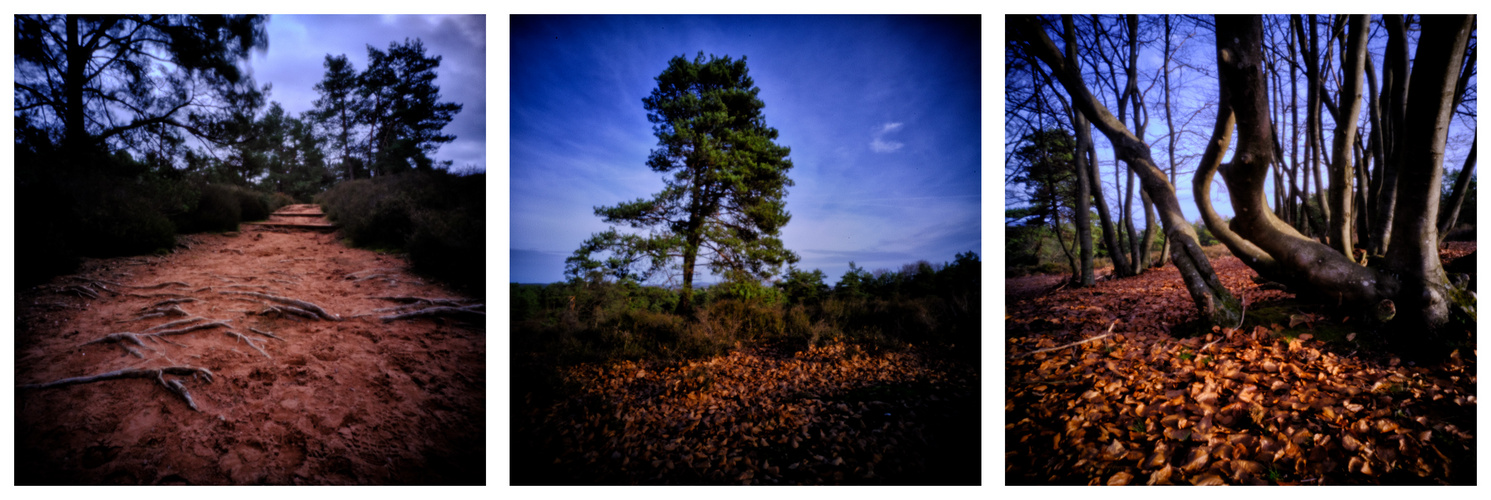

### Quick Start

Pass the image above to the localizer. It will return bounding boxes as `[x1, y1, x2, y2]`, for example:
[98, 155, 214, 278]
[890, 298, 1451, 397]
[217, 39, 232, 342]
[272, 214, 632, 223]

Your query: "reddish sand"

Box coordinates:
[13, 205, 485, 485]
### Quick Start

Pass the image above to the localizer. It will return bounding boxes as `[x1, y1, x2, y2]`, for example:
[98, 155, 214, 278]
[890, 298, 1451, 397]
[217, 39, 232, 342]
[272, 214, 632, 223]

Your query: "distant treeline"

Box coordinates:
[511, 252, 980, 364]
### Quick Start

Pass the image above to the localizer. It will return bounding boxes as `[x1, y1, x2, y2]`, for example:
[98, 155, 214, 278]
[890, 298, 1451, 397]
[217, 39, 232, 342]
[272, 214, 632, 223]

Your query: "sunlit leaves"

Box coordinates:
[528, 342, 973, 484]
[1006, 255, 1476, 485]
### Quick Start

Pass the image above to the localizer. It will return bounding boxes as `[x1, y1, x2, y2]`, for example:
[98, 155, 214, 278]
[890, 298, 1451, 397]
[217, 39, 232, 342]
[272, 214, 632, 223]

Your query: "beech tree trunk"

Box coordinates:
[1384, 14, 1473, 332]
[1212, 15, 1393, 307]
[1327, 15, 1369, 257]
[1370, 15, 1411, 257]
[1065, 16, 1096, 286]
[1437, 136, 1477, 242]
[1011, 15, 1243, 327]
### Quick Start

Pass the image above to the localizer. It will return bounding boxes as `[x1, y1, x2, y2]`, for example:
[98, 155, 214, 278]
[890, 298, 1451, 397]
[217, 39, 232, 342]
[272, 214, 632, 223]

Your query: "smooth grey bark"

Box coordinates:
[1158, 14, 1175, 267]
[1370, 15, 1411, 256]
[1065, 16, 1095, 286]
[1327, 15, 1369, 257]
[1212, 15, 1395, 307]
[1011, 15, 1243, 327]
[1384, 14, 1472, 332]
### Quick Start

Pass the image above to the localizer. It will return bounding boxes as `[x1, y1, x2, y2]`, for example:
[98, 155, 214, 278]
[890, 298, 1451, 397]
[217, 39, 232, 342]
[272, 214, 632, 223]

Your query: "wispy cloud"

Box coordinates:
[869, 121, 904, 153]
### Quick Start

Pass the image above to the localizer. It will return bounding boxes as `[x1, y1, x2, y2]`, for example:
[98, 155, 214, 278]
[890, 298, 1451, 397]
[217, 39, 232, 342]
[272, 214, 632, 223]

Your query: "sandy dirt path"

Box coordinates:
[14, 205, 485, 485]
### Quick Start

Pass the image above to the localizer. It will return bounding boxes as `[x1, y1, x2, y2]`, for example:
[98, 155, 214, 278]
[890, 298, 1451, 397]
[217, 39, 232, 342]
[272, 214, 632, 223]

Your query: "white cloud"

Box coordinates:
[869, 122, 905, 153]
[870, 138, 903, 153]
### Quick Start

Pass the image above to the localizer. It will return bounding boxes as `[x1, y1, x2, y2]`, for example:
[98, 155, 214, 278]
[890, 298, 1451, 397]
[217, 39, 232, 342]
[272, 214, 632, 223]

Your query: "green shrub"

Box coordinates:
[236, 186, 272, 222]
[176, 184, 242, 233]
[267, 192, 297, 213]
[317, 170, 486, 296]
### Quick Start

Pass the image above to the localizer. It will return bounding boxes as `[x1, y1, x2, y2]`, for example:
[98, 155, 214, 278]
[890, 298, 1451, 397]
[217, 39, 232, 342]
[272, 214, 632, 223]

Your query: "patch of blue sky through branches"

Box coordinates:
[511, 15, 981, 285]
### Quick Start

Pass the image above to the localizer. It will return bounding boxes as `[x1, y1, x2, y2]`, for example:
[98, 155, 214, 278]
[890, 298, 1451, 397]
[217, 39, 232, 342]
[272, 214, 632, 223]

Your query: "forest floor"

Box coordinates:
[1005, 242, 1477, 485]
[13, 205, 485, 485]
[512, 342, 980, 485]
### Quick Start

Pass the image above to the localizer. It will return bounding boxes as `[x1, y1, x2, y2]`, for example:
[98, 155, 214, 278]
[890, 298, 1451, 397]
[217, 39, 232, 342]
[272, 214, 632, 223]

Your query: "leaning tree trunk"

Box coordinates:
[1011, 15, 1243, 327]
[1437, 135, 1477, 243]
[1383, 14, 1473, 333]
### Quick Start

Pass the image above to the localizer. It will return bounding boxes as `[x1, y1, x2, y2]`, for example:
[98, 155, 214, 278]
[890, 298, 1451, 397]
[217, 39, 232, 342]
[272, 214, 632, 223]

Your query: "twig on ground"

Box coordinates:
[379, 304, 485, 322]
[226, 331, 271, 359]
[219, 291, 340, 321]
[18, 366, 215, 411]
[1015, 319, 1119, 359]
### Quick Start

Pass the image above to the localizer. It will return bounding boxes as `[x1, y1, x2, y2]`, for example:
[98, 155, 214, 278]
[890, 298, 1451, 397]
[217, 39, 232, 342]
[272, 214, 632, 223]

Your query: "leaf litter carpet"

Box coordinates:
[1005, 246, 1476, 485]
[14, 207, 485, 484]
[513, 343, 979, 484]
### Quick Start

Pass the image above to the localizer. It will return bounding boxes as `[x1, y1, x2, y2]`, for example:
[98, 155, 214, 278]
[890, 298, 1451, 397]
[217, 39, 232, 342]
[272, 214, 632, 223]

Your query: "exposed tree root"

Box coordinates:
[380, 304, 485, 322]
[109, 280, 190, 290]
[123, 305, 190, 323]
[226, 331, 271, 359]
[124, 292, 193, 299]
[346, 268, 402, 280]
[60, 284, 102, 299]
[258, 305, 317, 320]
[145, 316, 208, 333]
[248, 327, 284, 341]
[18, 366, 215, 411]
[375, 296, 470, 306]
[84, 320, 232, 356]
[145, 298, 197, 309]
[83, 332, 151, 358]
[219, 291, 340, 321]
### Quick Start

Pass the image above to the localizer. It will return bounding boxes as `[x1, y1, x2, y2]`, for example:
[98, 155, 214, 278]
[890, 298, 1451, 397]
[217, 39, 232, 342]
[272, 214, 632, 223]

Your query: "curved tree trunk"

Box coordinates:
[1011, 15, 1243, 327]
[1212, 15, 1396, 307]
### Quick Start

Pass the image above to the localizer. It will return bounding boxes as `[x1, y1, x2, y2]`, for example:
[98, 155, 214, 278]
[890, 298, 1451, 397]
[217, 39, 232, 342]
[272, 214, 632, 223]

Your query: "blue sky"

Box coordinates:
[510, 15, 982, 285]
[249, 14, 486, 172]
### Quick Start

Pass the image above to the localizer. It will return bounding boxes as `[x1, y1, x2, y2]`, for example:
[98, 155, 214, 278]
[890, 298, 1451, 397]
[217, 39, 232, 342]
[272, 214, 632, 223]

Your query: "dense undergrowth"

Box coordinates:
[316, 169, 486, 297]
[511, 251, 981, 365]
[14, 144, 295, 288]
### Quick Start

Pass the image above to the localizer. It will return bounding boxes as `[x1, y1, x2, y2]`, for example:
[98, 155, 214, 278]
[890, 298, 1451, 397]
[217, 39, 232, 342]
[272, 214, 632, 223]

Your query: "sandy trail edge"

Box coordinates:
[14, 207, 485, 484]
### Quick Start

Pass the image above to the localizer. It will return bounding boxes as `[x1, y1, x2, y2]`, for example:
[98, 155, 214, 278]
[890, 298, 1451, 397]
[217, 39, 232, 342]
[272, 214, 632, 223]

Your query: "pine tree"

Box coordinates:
[567, 52, 798, 315]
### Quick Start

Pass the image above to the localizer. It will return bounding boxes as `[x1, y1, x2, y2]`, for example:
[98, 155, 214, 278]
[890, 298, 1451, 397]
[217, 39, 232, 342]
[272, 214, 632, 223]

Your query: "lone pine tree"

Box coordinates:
[567, 52, 798, 315]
